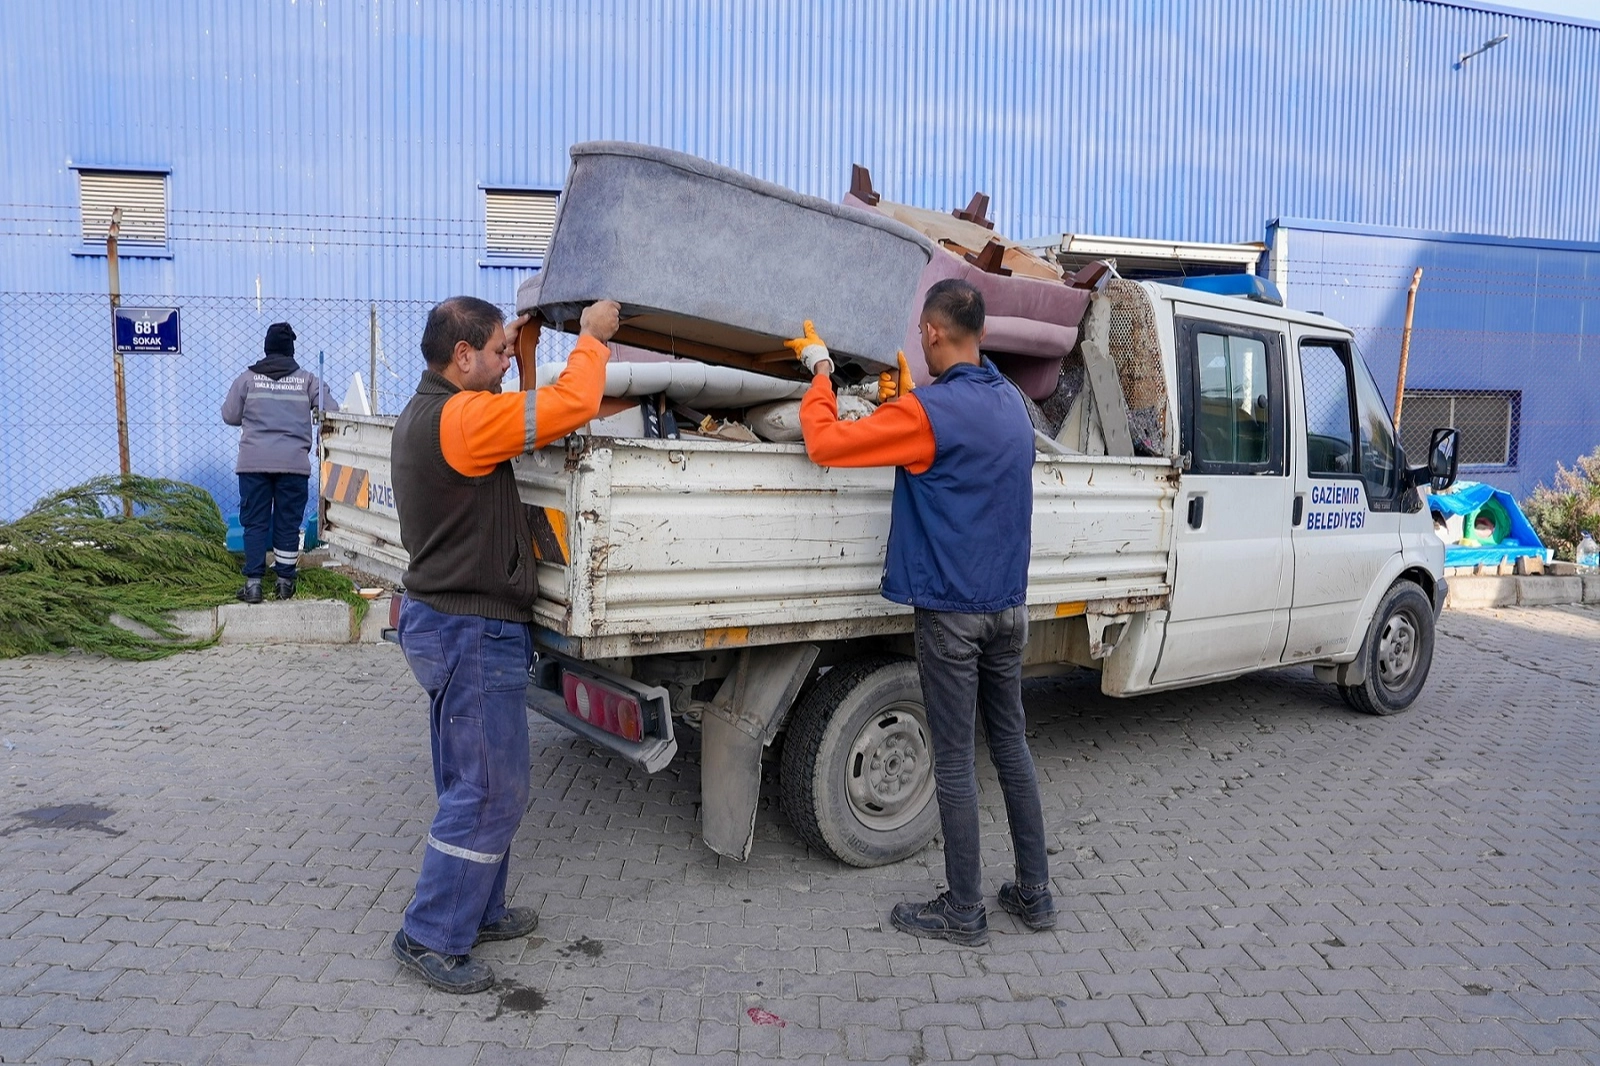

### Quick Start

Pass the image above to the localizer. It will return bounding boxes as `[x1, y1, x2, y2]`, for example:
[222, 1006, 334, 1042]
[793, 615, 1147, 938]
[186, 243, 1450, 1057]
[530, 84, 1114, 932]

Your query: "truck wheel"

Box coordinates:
[779, 655, 940, 867]
[1339, 581, 1435, 716]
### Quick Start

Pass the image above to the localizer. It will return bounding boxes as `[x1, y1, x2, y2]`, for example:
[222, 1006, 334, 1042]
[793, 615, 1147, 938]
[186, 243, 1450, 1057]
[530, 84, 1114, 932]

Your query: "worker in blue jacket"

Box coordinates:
[792, 278, 1055, 945]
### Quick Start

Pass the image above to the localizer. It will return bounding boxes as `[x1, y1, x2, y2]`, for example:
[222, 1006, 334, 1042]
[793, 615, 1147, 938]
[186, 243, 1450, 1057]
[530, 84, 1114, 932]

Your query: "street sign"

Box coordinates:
[113, 307, 181, 353]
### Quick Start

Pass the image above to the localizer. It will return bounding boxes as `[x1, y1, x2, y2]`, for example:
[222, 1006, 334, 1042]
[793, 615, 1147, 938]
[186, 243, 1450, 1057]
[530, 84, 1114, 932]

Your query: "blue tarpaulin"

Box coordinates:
[1427, 481, 1545, 568]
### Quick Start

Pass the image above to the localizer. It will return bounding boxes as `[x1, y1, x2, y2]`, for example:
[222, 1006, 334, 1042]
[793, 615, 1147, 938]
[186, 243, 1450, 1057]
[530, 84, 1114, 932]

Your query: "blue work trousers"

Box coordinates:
[237, 472, 308, 579]
[398, 597, 533, 955]
[914, 605, 1050, 909]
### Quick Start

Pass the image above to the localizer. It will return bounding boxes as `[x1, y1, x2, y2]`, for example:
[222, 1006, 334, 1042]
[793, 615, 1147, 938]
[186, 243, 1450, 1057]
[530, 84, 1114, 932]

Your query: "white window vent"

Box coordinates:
[79, 170, 168, 246]
[484, 189, 558, 257]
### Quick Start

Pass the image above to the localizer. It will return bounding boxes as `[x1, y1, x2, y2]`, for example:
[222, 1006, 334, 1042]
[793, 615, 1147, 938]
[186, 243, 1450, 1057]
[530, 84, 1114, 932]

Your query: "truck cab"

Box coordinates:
[1109, 281, 1455, 715]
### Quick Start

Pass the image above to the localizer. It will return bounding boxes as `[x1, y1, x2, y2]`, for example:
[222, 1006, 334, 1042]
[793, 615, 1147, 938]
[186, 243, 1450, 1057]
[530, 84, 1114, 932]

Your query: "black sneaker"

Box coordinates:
[890, 892, 989, 946]
[998, 881, 1058, 930]
[275, 575, 297, 600]
[391, 929, 494, 994]
[475, 907, 539, 944]
[236, 579, 263, 605]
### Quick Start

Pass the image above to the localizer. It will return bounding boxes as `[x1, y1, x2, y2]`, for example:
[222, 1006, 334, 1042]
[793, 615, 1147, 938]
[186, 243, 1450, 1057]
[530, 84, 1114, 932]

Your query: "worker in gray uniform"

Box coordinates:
[221, 322, 336, 603]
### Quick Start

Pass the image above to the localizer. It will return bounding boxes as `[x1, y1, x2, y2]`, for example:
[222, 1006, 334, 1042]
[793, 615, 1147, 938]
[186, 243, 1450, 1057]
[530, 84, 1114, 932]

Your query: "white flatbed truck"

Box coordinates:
[321, 278, 1458, 866]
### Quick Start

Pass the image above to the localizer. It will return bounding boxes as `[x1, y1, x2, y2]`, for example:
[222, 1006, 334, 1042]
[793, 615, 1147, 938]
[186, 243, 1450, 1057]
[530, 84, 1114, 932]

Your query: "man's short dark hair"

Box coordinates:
[420, 296, 504, 367]
[922, 278, 985, 337]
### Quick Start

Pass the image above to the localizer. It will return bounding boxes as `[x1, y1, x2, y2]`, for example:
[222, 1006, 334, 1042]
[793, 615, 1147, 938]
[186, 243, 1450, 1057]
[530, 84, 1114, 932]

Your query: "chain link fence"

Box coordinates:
[2, 293, 1595, 526]
[0, 291, 579, 523]
[1351, 325, 1598, 503]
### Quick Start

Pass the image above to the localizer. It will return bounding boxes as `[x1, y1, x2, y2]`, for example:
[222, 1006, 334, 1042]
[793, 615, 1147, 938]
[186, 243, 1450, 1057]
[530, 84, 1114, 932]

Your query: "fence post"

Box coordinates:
[106, 206, 132, 516]
[1393, 267, 1423, 433]
[369, 303, 378, 413]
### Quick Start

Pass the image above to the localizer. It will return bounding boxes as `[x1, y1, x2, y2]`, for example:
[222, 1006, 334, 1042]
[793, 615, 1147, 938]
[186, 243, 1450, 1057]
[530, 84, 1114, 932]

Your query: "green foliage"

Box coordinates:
[0, 474, 364, 660]
[1522, 447, 1600, 562]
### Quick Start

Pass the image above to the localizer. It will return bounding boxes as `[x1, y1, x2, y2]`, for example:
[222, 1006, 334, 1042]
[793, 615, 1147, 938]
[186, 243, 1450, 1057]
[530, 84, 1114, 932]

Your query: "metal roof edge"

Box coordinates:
[1407, 0, 1600, 32]
[1267, 217, 1600, 255]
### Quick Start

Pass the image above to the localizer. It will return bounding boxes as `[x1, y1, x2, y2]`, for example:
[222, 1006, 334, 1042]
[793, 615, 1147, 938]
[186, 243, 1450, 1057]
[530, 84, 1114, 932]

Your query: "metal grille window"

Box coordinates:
[1400, 390, 1518, 467]
[484, 188, 558, 257]
[78, 169, 168, 247]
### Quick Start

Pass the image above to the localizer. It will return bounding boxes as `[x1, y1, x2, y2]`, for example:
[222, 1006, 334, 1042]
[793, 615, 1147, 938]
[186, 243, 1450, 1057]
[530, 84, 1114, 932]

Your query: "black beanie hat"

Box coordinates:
[264, 322, 296, 356]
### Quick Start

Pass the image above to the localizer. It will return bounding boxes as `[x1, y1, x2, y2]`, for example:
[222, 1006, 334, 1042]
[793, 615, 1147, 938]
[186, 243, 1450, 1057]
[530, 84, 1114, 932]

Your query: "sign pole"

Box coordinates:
[106, 207, 132, 515]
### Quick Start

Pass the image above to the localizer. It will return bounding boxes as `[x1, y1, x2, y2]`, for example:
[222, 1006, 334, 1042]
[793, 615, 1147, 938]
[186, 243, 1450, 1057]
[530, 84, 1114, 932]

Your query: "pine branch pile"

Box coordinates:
[0, 474, 363, 660]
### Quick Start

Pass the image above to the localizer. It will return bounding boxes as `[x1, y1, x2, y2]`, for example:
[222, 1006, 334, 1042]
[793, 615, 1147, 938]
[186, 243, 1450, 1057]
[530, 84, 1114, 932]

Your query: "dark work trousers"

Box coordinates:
[237, 472, 309, 579]
[398, 597, 533, 955]
[914, 605, 1050, 909]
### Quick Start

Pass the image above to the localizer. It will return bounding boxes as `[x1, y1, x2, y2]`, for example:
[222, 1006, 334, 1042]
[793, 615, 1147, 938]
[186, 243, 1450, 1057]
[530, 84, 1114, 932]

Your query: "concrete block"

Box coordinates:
[358, 595, 395, 643]
[1516, 576, 1583, 606]
[215, 600, 354, 644]
[1444, 576, 1516, 610]
[1546, 560, 1578, 576]
[1585, 575, 1600, 604]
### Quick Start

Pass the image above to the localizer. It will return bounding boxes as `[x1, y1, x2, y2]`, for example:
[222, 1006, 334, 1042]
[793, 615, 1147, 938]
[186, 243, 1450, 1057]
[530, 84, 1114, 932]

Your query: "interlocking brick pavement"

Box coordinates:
[1, 605, 1599, 1064]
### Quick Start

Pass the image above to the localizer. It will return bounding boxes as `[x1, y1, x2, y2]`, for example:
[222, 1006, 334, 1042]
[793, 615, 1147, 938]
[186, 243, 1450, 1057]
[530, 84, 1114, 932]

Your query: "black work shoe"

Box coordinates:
[475, 907, 540, 945]
[391, 929, 494, 994]
[237, 579, 263, 605]
[998, 881, 1058, 930]
[890, 893, 989, 946]
[275, 575, 297, 600]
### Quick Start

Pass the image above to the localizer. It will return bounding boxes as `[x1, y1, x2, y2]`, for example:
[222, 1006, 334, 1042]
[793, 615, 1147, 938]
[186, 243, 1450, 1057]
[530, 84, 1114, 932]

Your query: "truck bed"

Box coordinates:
[321, 414, 1177, 658]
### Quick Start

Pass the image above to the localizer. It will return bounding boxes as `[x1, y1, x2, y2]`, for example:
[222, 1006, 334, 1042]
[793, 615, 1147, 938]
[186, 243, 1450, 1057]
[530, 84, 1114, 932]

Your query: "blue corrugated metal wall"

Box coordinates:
[5, 0, 1597, 299]
[1, 0, 1597, 517]
[1270, 219, 1599, 500]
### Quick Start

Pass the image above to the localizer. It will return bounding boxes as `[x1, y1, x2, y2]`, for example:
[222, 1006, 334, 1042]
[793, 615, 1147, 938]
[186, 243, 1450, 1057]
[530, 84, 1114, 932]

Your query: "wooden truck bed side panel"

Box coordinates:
[322, 422, 1178, 656]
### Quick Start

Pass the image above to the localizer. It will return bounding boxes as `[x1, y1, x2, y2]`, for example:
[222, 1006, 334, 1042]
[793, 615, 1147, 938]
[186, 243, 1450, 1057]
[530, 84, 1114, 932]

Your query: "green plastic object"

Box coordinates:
[1463, 497, 1511, 546]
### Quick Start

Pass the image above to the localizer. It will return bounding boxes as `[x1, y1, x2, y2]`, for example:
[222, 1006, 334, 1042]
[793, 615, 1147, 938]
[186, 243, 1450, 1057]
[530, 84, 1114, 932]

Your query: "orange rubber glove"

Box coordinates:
[876, 351, 915, 402]
[784, 320, 832, 375]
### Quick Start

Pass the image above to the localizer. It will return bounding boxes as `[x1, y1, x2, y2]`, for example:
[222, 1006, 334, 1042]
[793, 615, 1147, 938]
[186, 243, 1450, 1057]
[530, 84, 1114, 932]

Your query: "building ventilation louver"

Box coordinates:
[485, 189, 559, 257]
[79, 170, 167, 246]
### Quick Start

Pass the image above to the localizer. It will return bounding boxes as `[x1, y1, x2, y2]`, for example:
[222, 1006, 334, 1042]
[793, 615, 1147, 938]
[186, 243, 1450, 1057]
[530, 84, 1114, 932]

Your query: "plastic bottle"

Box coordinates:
[1578, 531, 1600, 574]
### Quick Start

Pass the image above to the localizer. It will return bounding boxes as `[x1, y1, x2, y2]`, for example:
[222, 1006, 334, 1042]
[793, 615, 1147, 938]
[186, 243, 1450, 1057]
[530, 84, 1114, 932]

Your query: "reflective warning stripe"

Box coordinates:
[528, 505, 570, 564]
[320, 460, 371, 509]
[427, 834, 503, 865]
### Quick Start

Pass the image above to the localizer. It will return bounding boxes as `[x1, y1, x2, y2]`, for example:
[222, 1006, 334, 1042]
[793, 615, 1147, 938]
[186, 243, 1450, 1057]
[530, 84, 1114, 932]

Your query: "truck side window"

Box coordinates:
[1177, 320, 1284, 476]
[1300, 344, 1356, 476]
[1299, 340, 1398, 499]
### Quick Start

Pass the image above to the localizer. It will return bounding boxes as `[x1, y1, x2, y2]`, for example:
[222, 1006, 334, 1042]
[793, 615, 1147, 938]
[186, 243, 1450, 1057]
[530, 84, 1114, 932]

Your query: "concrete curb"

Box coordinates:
[116, 595, 394, 646]
[1446, 574, 1600, 611]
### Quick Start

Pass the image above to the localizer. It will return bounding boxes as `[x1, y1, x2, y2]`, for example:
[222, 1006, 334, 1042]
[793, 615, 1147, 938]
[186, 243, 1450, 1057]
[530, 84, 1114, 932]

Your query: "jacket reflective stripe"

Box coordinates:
[427, 834, 503, 865]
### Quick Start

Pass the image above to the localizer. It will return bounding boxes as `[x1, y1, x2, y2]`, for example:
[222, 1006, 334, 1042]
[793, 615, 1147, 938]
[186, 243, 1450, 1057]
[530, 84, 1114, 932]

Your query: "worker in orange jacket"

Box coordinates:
[388, 295, 620, 993]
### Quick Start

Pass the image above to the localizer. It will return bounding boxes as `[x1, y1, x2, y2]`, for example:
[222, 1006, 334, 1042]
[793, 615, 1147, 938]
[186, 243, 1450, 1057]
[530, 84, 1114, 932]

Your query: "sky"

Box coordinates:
[1482, 0, 1600, 22]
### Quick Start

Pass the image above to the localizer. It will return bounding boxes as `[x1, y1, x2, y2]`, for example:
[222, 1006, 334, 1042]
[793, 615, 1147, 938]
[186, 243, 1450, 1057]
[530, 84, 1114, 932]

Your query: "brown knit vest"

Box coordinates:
[391, 370, 537, 621]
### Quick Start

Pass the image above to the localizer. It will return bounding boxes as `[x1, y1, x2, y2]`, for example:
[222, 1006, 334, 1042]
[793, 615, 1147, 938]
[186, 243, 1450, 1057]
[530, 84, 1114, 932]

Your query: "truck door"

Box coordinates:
[1152, 314, 1294, 684]
[1282, 333, 1404, 661]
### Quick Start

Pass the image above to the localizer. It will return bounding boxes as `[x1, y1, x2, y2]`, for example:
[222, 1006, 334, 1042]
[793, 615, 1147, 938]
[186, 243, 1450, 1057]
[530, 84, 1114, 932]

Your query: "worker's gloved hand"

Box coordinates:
[877, 350, 916, 402]
[785, 320, 833, 376]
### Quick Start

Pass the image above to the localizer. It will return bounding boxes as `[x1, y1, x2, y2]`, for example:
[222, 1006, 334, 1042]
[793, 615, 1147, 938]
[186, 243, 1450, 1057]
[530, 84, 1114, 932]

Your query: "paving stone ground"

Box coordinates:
[1, 605, 1598, 1065]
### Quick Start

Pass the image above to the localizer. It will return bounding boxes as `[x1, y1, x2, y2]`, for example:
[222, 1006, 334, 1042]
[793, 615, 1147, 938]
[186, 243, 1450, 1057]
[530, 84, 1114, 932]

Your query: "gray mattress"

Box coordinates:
[517, 142, 937, 375]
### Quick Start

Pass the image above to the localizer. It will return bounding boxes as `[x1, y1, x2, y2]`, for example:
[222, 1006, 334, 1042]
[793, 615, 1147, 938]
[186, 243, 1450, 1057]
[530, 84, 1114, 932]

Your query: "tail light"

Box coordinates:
[562, 673, 647, 743]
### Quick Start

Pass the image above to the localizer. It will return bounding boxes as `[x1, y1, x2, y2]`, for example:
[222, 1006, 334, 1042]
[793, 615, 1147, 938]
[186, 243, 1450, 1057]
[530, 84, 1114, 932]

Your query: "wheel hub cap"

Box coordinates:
[1377, 612, 1418, 687]
[845, 703, 935, 831]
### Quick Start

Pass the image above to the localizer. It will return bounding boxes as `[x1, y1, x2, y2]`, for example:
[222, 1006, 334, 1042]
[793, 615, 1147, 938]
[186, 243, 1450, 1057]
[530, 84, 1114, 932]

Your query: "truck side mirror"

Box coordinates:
[1426, 427, 1459, 492]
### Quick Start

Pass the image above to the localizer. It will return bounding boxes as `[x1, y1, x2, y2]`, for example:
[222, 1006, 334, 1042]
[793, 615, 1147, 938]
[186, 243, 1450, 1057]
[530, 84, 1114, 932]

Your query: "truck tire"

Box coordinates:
[1339, 580, 1435, 716]
[779, 655, 940, 867]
